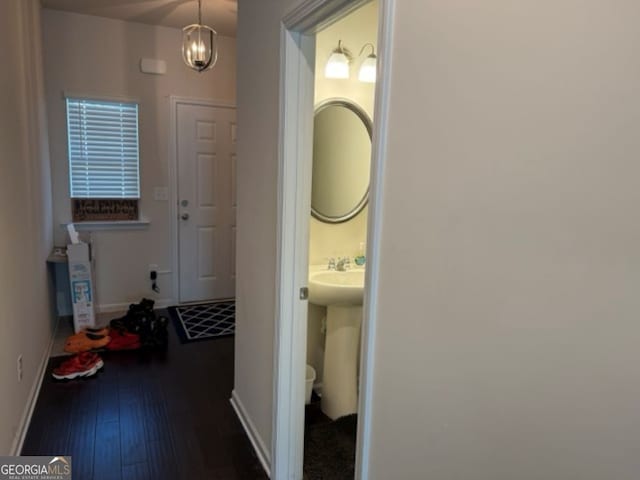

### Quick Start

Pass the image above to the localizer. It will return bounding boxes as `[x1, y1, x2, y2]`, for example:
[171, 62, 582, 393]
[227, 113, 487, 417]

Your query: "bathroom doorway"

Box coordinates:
[304, 4, 377, 478]
[272, 0, 393, 478]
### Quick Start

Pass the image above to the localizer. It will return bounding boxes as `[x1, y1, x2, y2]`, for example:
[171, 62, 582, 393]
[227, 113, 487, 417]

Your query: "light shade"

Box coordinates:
[325, 41, 350, 79]
[357, 40, 377, 83]
[358, 54, 377, 83]
[325, 51, 350, 79]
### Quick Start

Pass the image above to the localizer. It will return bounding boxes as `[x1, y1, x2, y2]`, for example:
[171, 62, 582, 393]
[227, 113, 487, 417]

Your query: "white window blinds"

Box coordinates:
[66, 98, 140, 198]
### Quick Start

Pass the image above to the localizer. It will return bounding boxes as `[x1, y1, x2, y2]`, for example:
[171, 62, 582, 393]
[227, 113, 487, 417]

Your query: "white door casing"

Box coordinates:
[272, 0, 393, 478]
[176, 102, 237, 303]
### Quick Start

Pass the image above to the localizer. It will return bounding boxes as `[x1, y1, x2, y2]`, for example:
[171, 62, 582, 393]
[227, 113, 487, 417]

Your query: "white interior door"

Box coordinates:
[177, 103, 237, 303]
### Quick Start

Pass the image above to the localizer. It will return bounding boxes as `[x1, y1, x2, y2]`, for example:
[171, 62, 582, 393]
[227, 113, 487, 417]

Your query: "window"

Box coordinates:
[66, 98, 140, 199]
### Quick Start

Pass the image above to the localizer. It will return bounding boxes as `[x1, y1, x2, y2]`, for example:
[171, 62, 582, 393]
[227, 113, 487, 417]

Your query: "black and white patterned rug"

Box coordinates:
[168, 300, 235, 343]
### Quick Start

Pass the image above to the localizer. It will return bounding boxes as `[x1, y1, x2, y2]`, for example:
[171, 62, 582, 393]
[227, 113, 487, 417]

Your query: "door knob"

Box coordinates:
[181, 213, 190, 220]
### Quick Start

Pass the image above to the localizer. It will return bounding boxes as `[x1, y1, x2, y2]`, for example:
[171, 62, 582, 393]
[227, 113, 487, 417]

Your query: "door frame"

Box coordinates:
[169, 96, 237, 304]
[272, 1, 395, 478]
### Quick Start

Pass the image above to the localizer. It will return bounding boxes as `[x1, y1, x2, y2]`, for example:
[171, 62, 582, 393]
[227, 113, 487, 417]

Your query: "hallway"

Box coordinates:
[21, 317, 267, 480]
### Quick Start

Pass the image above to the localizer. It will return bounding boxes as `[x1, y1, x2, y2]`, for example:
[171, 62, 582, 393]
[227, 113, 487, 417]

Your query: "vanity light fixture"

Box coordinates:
[182, 0, 218, 73]
[358, 43, 377, 83]
[324, 40, 351, 79]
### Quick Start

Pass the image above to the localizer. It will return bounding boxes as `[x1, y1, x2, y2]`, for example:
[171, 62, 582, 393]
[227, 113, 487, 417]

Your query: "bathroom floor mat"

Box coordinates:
[304, 413, 357, 479]
[168, 300, 235, 343]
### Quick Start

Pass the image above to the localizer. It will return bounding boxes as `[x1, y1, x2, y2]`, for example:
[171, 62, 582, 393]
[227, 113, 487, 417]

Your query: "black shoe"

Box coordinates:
[141, 316, 169, 349]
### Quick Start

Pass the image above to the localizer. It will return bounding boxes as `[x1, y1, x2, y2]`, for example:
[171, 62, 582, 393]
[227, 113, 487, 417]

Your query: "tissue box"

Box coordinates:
[67, 242, 96, 332]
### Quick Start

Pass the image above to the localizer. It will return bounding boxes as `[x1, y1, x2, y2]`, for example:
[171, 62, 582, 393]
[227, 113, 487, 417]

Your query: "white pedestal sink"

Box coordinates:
[308, 270, 365, 306]
[308, 267, 364, 420]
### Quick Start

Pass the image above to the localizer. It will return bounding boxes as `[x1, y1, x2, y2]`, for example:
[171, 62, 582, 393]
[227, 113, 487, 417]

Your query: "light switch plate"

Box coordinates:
[154, 187, 169, 201]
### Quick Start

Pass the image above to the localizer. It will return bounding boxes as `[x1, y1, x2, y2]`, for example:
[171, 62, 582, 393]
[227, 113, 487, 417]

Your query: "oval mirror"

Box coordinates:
[311, 99, 372, 223]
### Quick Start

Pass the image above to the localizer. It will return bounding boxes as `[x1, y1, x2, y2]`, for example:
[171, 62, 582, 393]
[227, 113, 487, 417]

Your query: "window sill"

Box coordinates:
[60, 219, 150, 231]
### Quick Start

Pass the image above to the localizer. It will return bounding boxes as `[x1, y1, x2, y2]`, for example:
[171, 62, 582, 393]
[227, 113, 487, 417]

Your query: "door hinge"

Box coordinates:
[299, 287, 309, 300]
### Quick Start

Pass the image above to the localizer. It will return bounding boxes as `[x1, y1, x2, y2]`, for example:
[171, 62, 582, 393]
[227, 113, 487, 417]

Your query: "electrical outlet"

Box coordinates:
[17, 355, 23, 383]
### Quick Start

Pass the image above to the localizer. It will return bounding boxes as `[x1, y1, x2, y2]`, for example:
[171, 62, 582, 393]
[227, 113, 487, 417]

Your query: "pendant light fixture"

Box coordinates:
[324, 40, 351, 79]
[182, 0, 218, 73]
[358, 43, 377, 83]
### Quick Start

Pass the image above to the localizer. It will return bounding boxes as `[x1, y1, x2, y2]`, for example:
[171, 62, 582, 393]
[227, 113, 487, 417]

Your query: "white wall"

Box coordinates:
[42, 10, 236, 310]
[0, 0, 55, 454]
[237, 0, 640, 478]
[234, 0, 302, 462]
[307, 1, 378, 387]
[367, 1, 640, 478]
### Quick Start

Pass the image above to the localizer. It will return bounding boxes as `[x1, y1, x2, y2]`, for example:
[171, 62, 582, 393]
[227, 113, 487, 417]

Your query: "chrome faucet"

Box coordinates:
[336, 257, 351, 272]
[327, 257, 336, 270]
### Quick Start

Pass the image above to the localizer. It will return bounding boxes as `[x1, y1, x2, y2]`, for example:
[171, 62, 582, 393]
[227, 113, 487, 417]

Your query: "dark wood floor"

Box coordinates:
[21, 315, 268, 480]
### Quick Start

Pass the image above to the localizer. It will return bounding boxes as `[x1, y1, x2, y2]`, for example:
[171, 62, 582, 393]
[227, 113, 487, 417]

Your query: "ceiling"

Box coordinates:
[41, 0, 238, 37]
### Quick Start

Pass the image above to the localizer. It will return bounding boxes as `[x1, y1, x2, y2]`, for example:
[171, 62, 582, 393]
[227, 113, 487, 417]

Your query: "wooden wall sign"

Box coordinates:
[71, 199, 139, 222]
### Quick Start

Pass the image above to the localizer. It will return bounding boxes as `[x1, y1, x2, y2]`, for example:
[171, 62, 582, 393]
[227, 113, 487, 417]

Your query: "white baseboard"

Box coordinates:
[10, 321, 57, 455]
[230, 390, 271, 478]
[97, 298, 175, 313]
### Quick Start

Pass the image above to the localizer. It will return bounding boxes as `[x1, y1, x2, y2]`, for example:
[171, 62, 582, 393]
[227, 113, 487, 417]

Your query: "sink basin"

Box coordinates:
[308, 269, 365, 306]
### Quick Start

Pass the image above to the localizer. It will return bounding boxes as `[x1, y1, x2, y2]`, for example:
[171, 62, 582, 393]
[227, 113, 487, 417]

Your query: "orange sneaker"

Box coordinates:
[84, 327, 110, 336]
[66, 328, 109, 344]
[64, 332, 111, 353]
